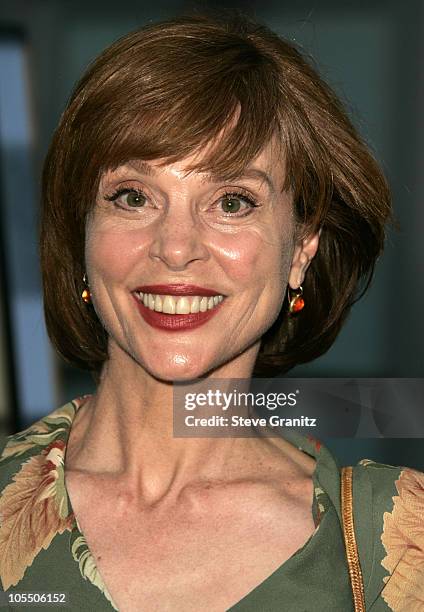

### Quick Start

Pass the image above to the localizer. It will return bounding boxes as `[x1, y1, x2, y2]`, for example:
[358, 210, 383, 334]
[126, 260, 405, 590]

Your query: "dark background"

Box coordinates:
[0, 0, 422, 467]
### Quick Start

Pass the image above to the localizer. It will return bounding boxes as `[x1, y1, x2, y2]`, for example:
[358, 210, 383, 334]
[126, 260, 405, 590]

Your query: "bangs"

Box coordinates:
[72, 28, 285, 195]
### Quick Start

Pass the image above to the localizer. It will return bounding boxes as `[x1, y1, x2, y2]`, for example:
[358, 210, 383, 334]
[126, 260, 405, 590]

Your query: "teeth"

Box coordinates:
[176, 297, 190, 314]
[199, 297, 208, 312]
[162, 295, 176, 314]
[136, 292, 224, 314]
[191, 296, 200, 313]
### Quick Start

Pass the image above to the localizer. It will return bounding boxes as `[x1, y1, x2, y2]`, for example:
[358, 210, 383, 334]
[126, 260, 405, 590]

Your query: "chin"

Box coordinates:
[143, 352, 217, 383]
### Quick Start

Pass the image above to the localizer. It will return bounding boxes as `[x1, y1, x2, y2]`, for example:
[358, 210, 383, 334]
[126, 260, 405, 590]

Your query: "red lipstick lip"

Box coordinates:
[133, 295, 223, 331]
[134, 284, 223, 297]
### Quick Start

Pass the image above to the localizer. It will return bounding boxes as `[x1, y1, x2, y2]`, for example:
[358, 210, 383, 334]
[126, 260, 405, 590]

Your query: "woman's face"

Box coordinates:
[85, 139, 318, 381]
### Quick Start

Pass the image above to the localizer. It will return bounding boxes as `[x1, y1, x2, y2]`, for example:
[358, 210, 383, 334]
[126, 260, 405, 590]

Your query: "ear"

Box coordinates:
[288, 230, 321, 289]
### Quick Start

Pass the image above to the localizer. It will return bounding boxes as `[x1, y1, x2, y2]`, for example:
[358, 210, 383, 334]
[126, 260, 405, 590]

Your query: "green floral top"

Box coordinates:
[0, 397, 423, 611]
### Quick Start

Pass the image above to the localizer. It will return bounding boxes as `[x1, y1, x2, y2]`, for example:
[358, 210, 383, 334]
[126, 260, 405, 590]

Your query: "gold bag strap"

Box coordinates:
[341, 466, 366, 612]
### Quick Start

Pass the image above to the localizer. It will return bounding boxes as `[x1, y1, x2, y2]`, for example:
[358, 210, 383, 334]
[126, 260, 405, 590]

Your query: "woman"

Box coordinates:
[0, 13, 422, 612]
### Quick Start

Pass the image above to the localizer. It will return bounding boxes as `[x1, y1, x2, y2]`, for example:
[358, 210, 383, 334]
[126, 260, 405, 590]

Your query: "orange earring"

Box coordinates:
[82, 273, 91, 304]
[288, 286, 304, 314]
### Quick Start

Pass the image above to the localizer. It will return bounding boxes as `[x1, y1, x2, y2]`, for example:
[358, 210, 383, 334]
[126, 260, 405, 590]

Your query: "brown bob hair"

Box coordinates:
[40, 12, 391, 377]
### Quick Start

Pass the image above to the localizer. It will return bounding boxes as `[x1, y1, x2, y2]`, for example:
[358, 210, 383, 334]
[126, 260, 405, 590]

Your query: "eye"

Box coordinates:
[104, 188, 148, 209]
[217, 192, 259, 217]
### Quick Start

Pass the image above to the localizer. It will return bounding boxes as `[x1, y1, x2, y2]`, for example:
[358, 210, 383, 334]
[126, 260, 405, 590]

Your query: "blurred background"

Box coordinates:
[0, 0, 423, 467]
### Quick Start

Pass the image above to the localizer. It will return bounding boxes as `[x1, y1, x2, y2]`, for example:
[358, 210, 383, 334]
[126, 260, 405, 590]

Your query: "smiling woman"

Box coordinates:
[85, 141, 306, 381]
[39, 13, 390, 377]
[0, 11, 423, 612]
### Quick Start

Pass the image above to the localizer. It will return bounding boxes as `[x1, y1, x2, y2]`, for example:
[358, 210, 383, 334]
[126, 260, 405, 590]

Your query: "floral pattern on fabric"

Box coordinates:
[71, 528, 118, 610]
[381, 468, 424, 611]
[0, 398, 119, 604]
[314, 485, 326, 519]
[0, 402, 77, 461]
[0, 439, 74, 588]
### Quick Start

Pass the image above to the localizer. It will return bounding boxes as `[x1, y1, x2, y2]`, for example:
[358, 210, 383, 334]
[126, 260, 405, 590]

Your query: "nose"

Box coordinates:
[148, 206, 209, 271]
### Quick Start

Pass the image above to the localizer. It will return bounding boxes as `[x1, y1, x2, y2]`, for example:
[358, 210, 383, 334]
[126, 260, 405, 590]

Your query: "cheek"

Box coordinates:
[85, 224, 149, 283]
[211, 225, 294, 288]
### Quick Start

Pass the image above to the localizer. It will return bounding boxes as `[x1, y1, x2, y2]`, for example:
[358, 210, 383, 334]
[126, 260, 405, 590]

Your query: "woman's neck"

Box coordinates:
[64, 339, 285, 504]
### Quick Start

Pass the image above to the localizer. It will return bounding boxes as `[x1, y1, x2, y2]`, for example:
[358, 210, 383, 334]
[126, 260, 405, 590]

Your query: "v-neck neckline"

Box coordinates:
[61, 396, 335, 611]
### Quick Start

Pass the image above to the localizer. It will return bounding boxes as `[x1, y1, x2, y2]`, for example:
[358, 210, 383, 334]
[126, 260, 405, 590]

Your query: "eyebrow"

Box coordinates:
[201, 168, 276, 194]
[125, 160, 276, 194]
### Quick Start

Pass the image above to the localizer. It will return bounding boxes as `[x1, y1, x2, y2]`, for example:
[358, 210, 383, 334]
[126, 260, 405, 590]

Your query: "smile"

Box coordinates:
[135, 292, 224, 314]
[132, 285, 226, 331]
